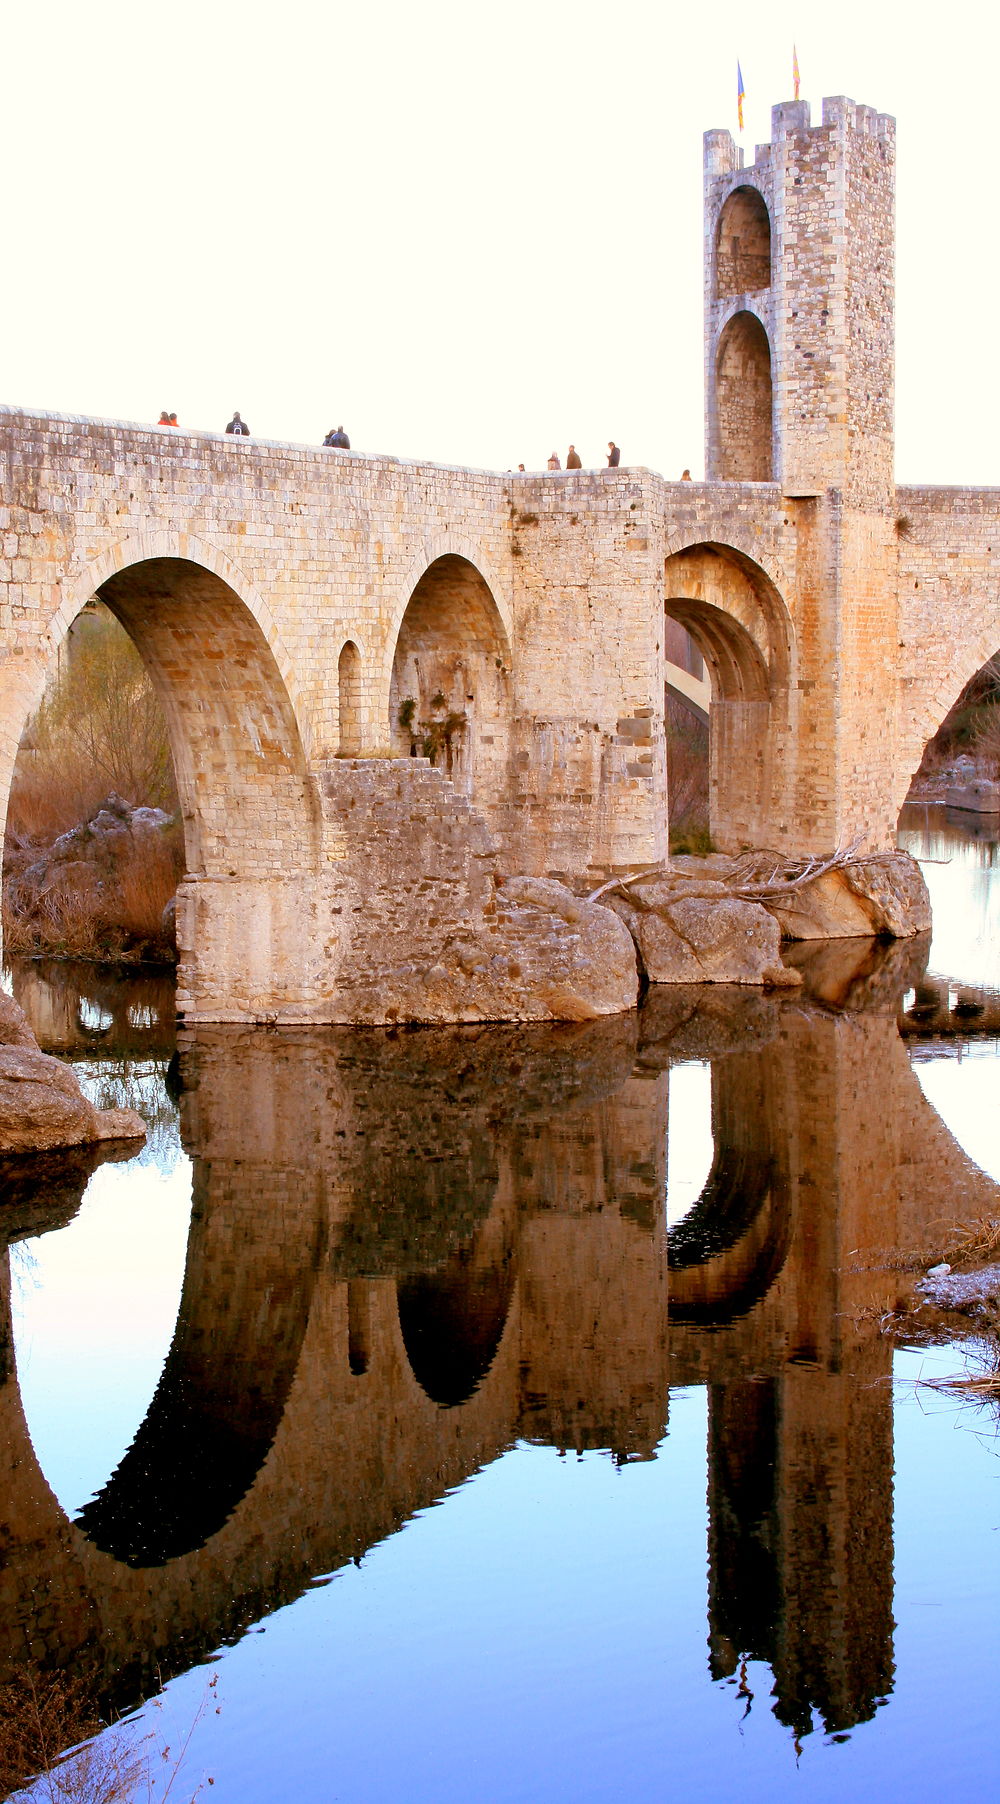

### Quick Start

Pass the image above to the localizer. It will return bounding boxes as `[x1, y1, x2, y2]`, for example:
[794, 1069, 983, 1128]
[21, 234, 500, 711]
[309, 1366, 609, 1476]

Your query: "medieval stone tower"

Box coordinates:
[704, 96, 895, 508]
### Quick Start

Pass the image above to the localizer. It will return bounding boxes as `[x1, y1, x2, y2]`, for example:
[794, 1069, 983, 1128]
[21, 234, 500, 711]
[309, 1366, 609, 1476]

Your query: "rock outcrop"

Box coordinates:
[601, 849, 930, 989]
[0, 992, 146, 1154]
[606, 877, 795, 988]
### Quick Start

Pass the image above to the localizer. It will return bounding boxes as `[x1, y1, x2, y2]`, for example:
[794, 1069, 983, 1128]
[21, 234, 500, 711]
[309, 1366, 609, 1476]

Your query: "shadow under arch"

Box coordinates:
[388, 553, 512, 822]
[74, 1162, 323, 1567]
[715, 185, 772, 297]
[664, 542, 794, 849]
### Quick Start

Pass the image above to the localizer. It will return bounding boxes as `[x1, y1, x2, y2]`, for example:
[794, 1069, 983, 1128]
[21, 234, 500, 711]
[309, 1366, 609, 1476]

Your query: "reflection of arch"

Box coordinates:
[664, 543, 794, 848]
[715, 186, 771, 297]
[715, 311, 773, 481]
[388, 554, 512, 817]
[663, 1051, 793, 1324]
[338, 640, 362, 755]
[75, 1171, 321, 1566]
[397, 1211, 515, 1409]
[667, 1146, 791, 1324]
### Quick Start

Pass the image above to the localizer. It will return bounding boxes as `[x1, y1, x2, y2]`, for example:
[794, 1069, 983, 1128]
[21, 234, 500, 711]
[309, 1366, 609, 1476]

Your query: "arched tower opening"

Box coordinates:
[715, 186, 771, 297]
[663, 544, 794, 851]
[389, 555, 511, 822]
[714, 312, 773, 482]
[338, 641, 362, 755]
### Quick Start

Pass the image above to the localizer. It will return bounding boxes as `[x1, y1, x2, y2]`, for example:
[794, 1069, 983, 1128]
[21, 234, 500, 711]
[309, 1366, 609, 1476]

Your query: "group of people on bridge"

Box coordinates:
[157, 410, 351, 448]
[528, 442, 621, 472]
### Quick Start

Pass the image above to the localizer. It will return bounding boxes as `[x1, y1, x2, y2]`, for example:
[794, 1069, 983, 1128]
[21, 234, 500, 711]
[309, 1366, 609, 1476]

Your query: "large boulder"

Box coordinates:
[766, 851, 931, 940]
[606, 879, 797, 987]
[0, 992, 146, 1154]
[346, 876, 640, 1025]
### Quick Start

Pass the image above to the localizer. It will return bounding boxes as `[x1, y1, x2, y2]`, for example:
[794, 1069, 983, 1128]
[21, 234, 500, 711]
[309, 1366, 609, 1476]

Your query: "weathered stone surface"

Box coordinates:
[608, 881, 796, 987]
[763, 853, 930, 941]
[841, 852, 932, 936]
[342, 875, 639, 1026]
[0, 995, 145, 1154]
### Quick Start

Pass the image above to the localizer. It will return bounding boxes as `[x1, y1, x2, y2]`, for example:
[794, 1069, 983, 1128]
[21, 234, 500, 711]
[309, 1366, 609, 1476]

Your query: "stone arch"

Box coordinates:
[97, 556, 315, 880]
[2, 536, 318, 885]
[388, 552, 513, 822]
[664, 543, 795, 849]
[338, 640, 362, 755]
[715, 185, 772, 297]
[714, 311, 774, 481]
[896, 622, 1000, 820]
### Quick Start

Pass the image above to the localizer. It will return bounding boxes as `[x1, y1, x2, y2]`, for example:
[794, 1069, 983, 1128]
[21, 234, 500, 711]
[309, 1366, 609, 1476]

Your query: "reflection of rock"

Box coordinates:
[786, 932, 930, 1012]
[944, 777, 1000, 814]
[0, 1140, 136, 1243]
[0, 993, 145, 1153]
[607, 880, 795, 987]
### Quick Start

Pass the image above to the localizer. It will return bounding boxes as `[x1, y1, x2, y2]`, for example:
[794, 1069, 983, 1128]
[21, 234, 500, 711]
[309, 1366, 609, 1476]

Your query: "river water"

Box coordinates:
[0, 814, 997, 1802]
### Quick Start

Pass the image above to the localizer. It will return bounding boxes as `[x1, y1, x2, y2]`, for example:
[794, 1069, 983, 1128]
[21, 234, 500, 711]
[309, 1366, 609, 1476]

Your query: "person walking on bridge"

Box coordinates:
[607, 441, 620, 467]
[225, 411, 250, 436]
[566, 444, 582, 470]
[323, 425, 351, 449]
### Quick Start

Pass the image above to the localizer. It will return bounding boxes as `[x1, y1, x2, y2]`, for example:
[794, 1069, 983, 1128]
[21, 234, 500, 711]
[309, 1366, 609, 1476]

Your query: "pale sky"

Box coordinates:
[4, 1, 998, 484]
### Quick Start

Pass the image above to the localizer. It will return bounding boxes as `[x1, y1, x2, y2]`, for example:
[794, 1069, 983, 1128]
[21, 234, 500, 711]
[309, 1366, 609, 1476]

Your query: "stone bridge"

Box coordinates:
[0, 952, 993, 1744]
[2, 91, 998, 1022]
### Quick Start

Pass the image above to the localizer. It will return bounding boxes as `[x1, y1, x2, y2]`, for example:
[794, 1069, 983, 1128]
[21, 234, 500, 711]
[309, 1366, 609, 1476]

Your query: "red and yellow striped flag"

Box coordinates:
[793, 45, 800, 100]
[737, 61, 746, 132]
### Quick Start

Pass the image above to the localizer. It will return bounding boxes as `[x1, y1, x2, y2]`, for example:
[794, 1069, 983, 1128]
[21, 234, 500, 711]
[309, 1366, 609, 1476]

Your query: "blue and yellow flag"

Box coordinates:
[737, 61, 746, 132]
[793, 45, 800, 100]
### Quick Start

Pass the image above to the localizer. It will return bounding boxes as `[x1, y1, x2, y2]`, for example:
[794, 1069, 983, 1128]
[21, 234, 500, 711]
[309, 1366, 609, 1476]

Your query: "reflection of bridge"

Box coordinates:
[7, 959, 176, 1061]
[5, 95, 1000, 1022]
[1, 944, 995, 1748]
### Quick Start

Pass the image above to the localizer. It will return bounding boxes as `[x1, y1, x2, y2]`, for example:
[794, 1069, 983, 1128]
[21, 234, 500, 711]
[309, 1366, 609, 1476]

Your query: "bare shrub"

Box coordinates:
[0, 1670, 143, 1804]
[973, 701, 1000, 780]
[3, 825, 183, 964]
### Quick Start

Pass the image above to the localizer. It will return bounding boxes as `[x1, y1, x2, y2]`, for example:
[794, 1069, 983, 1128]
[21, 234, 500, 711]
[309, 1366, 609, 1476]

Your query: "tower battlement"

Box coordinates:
[704, 95, 896, 506]
[706, 95, 895, 179]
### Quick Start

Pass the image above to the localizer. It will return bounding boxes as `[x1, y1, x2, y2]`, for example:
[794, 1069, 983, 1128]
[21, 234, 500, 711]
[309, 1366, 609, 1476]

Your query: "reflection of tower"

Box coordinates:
[707, 1346, 894, 1736]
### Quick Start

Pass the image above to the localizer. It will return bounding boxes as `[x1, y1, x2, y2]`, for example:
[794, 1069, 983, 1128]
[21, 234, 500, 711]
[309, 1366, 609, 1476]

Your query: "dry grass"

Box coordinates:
[0, 1669, 219, 1803]
[3, 826, 182, 965]
[941, 1214, 1000, 1268]
[0, 1671, 142, 1804]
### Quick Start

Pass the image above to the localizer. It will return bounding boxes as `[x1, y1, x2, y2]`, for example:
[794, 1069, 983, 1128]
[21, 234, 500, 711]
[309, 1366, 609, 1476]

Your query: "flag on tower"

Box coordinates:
[737, 61, 745, 133]
[793, 45, 800, 101]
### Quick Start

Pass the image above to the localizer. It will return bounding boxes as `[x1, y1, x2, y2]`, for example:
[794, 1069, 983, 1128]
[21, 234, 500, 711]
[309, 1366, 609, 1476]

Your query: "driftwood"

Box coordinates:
[587, 838, 893, 907]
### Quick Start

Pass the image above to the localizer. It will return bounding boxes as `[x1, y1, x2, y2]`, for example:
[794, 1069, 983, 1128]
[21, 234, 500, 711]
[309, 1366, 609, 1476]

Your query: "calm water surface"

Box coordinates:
[1, 828, 998, 1803]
